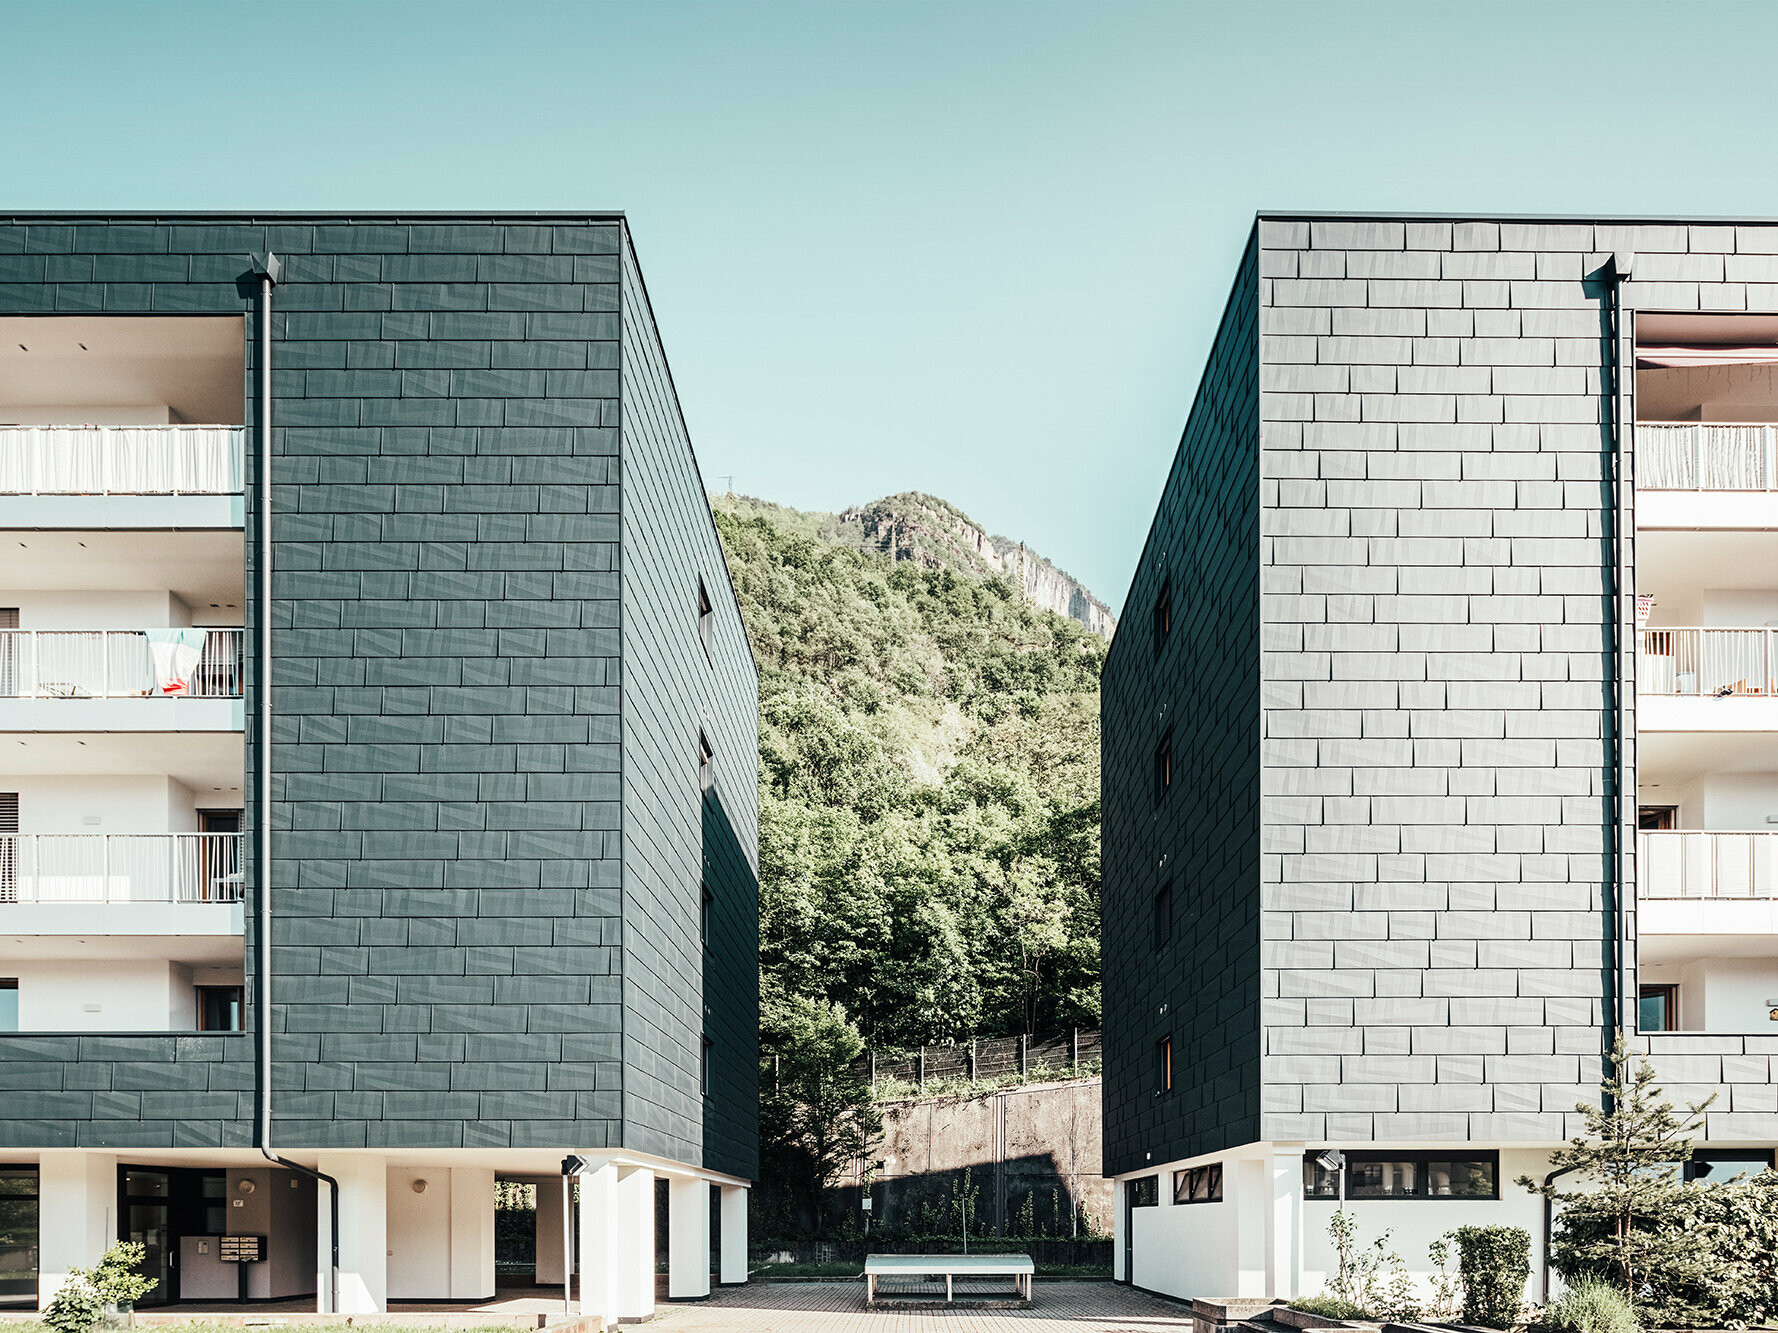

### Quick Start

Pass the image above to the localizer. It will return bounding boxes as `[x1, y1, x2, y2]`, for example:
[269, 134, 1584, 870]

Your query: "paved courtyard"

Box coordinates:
[651, 1281, 1191, 1332]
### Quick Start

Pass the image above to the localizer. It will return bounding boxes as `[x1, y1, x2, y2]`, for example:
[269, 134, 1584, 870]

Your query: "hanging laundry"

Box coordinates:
[144, 628, 209, 695]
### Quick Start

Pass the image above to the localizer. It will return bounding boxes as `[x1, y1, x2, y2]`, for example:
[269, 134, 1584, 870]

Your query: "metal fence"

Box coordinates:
[0, 425, 244, 495]
[855, 1029, 1102, 1091]
[0, 628, 243, 699]
[1640, 830, 1778, 900]
[0, 833, 243, 904]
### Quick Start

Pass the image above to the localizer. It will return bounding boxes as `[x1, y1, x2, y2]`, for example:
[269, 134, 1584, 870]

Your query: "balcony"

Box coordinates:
[0, 831, 243, 940]
[1640, 830, 1778, 900]
[1637, 423, 1778, 528]
[1637, 628, 1778, 732]
[0, 427, 245, 529]
[0, 629, 243, 732]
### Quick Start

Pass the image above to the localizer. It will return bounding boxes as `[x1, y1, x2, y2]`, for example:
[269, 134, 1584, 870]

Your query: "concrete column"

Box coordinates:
[668, 1177, 710, 1299]
[613, 1167, 655, 1321]
[1234, 1157, 1269, 1298]
[318, 1153, 386, 1313]
[534, 1178, 565, 1289]
[1265, 1150, 1302, 1300]
[449, 1168, 496, 1301]
[719, 1185, 747, 1285]
[1111, 1177, 1127, 1283]
[577, 1164, 620, 1326]
[37, 1152, 116, 1309]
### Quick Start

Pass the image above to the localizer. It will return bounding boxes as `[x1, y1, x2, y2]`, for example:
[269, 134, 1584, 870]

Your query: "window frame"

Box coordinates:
[1153, 577, 1171, 654]
[700, 1034, 713, 1097]
[1302, 1150, 1501, 1202]
[1173, 1163, 1222, 1205]
[195, 983, 244, 1033]
[697, 577, 715, 665]
[1152, 880, 1173, 952]
[1154, 1034, 1173, 1096]
[1127, 1175, 1160, 1209]
[701, 880, 713, 951]
[699, 731, 714, 796]
[0, 1164, 39, 1311]
[1154, 732, 1172, 805]
[1639, 982, 1679, 1033]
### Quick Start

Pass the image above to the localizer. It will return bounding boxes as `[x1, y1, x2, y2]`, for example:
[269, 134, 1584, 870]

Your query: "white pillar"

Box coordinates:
[668, 1177, 710, 1299]
[1111, 1178, 1127, 1283]
[319, 1153, 386, 1313]
[614, 1167, 655, 1321]
[719, 1185, 747, 1285]
[535, 1178, 565, 1289]
[1235, 1157, 1269, 1298]
[578, 1164, 620, 1326]
[1265, 1150, 1302, 1300]
[37, 1152, 116, 1309]
[449, 1168, 496, 1301]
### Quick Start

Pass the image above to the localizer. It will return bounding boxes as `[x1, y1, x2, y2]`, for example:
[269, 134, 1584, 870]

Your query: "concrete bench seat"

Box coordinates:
[863, 1252, 1035, 1305]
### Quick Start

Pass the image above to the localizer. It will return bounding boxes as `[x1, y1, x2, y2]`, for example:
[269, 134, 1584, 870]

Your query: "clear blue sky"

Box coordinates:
[5, 0, 1776, 611]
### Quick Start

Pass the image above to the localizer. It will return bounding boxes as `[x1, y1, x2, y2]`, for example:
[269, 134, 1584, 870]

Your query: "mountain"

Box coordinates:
[716, 492, 1116, 639]
[712, 492, 1103, 1053]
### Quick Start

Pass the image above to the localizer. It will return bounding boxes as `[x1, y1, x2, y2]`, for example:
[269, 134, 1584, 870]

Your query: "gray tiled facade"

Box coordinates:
[0, 215, 759, 1170]
[1106, 213, 1778, 1170]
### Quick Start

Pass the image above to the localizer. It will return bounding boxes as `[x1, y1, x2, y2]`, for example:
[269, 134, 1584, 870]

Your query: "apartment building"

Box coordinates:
[1102, 213, 1778, 1302]
[0, 213, 759, 1319]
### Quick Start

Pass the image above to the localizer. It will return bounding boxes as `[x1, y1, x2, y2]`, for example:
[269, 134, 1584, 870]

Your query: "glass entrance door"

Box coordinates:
[120, 1171, 172, 1306]
[0, 1168, 38, 1309]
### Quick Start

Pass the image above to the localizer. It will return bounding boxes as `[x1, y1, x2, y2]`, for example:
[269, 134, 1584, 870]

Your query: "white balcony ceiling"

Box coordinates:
[1639, 529, 1778, 623]
[1641, 729, 1778, 786]
[0, 316, 243, 426]
[0, 932, 243, 962]
[0, 730, 241, 793]
[0, 530, 242, 611]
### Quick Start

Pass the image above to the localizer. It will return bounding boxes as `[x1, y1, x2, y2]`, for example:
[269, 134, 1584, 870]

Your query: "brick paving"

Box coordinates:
[652, 1281, 1192, 1331]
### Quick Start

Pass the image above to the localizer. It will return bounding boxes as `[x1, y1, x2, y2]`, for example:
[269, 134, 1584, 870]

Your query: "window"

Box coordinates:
[1154, 733, 1172, 804]
[697, 577, 714, 663]
[1153, 881, 1173, 952]
[701, 881, 713, 950]
[0, 793, 15, 905]
[0, 980, 14, 1034]
[699, 732, 714, 795]
[1174, 1163, 1222, 1205]
[196, 985, 243, 1033]
[1638, 805, 1676, 831]
[1153, 578, 1171, 653]
[1640, 983, 1679, 1033]
[1127, 1175, 1159, 1209]
[1154, 1035, 1172, 1095]
[0, 1167, 39, 1309]
[1303, 1151, 1498, 1201]
[1686, 1151, 1775, 1183]
[700, 1035, 713, 1096]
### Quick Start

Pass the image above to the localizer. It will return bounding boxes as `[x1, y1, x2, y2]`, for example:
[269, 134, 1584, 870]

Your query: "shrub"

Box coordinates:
[1452, 1225, 1531, 1329]
[1289, 1294, 1367, 1321]
[1539, 1278, 1640, 1333]
[42, 1276, 104, 1333]
[1323, 1210, 1420, 1322]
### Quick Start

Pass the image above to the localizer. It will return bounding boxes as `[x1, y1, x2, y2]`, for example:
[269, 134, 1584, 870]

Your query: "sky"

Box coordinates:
[5, 0, 1778, 612]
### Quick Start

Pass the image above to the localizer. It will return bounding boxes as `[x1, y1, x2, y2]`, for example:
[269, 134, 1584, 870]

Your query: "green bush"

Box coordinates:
[1453, 1225, 1531, 1329]
[41, 1276, 104, 1333]
[1289, 1294, 1367, 1320]
[1539, 1278, 1640, 1333]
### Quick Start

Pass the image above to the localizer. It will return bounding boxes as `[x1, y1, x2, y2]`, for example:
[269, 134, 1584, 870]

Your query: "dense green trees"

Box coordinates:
[715, 500, 1104, 1058]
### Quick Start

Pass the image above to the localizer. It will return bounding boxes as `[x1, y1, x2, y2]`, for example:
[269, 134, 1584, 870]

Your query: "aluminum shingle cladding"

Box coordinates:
[0, 216, 759, 1164]
[1107, 215, 1778, 1166]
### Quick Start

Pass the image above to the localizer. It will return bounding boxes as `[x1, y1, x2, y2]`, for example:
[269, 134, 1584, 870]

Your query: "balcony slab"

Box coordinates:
[1639, 491, 1778, 531]
[0, 698, 242, 733]
[1639, 695, 1778, 732]
[0, 903, 243, 944]
[0, 495, 243, 530]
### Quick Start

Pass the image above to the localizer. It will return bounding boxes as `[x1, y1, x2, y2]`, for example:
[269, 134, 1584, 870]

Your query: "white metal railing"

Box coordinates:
[1638, 422, 1778, 490]
[0, 426, 244, 495]
[0, 629, 243, 699]
[0, 833, 243, 904]
[1637, 627, 1778, 697]
[1640, 830, 1778, 899]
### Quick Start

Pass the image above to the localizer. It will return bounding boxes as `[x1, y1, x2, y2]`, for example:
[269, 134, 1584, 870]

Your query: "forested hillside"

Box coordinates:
[713, 494, 1106, 1056]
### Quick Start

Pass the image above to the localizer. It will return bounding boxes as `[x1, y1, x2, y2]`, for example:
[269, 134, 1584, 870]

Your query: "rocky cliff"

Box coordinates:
[837, 492, 1118, 638]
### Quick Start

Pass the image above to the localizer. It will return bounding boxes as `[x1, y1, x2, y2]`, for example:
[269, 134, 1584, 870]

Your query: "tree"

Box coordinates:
[1521, 1037, 1714, 1308]
[759, 996, 883, 1234]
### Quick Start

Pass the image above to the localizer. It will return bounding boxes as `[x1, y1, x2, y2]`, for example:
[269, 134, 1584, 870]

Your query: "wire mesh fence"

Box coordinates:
[847, 1029, 1101, 1092]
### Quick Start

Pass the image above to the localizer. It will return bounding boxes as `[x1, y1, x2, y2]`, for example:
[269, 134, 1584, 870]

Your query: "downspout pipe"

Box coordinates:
[1600, 251, 1634, 1084]
[1541, 1163, 1583, 1302]
[249, 253, 341, 1315]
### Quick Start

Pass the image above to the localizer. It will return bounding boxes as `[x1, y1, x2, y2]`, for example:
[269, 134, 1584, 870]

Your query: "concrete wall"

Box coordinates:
[11, 957, 192, 1031]
[7, 591, 190, 629]
[224, 1166, 318, 1299]
[12, 774, 201, 833]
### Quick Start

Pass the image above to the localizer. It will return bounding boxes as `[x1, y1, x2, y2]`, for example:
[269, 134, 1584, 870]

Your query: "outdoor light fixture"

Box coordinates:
[411, 1178, 428, 1194]
[1315, 1149, 1345, 1173]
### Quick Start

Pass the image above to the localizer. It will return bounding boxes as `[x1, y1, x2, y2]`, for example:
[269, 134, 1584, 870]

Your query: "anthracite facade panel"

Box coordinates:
[0, 216, 758, 1171]
[1102, 231, 1262, 1178]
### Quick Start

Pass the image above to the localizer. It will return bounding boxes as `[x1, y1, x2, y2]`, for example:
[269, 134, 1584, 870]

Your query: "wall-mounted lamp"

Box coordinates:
[411, 1179, 429, 1194]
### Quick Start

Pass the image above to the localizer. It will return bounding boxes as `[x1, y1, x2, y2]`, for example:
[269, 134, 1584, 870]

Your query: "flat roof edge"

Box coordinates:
[1258, 209, 1778, 226]
[0, 211, 628, 223]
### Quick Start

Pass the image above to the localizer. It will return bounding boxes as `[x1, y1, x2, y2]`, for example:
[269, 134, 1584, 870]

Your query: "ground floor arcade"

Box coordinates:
[0, 1149, 749, 1318]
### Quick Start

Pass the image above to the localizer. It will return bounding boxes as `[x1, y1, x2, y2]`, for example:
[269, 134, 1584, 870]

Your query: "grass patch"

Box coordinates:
[752, 1261, 863, 1278]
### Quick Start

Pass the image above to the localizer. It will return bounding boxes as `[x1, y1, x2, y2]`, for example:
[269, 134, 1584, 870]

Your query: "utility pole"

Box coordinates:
[717, 474, 735, 494]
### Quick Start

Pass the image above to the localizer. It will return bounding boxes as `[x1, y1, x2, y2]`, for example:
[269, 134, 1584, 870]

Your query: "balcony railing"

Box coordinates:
[1638, 627, 1778, 696]
[1638, 422, 1778, 490]
[1640, 830, 1778, 900]
[0, 426, 244, 495]
[0, 833, 243, 904]
[0, 629, 243, 699]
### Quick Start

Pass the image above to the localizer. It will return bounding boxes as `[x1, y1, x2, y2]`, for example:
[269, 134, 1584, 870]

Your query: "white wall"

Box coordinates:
[18, 406, 176, 427]
[225, 1167, 319, 1299]
[10, 957, 192, 1030]
[1131, 1195, 1236, 1300]
[11, 774, 202, 834]
[1642, 363, 1778, 422]
[5, 591, 190, 630]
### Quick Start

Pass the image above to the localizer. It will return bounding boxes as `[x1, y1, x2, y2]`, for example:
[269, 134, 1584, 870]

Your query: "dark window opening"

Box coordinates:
[1153, 881, 1173, 952]
[1686, 1151, 1775, 1183]
[1174, 1163, 1222, 1205]
[701, 881, 713, 950]
[699, 732, 714, 795]
[1127, 1175, 1159, 1209]
[195, 985, 243, 1033]
[0, 980, 14, 1034]
[1303, 1151, 1498, 1200]
[1639, 983, 1679, 1033]
[1638, 805, 1677, 831]
[1153, 578, 1171, 652]
[1154, 1035, 1172, 1095]
[0, 1166, 39, 1309]
[698, 578, 714, 663]
[1154, 733, 1172, 804]
[701, 1035, 712, 1096]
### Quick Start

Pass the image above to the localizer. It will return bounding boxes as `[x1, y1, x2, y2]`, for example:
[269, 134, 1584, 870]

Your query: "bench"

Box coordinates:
[863, 1252, 1035, 1306]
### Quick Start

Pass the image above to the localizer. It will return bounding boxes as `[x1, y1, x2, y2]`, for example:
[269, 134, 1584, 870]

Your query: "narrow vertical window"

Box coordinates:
[1152, 881, 1173, 952]
[0, 978, 16, 1033]
[699, 731, 714, 795]
[1152, 578, 1171, 653]
[701, 1035, 713, 1096]
[697, 577, 714, 664]
[1154, 733, 1172, 804]
[1154, 1035, 1172, 1095]
[701, 881, 713, 950]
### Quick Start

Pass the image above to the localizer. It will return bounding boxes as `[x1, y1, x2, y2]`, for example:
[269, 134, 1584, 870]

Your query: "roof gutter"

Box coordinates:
[249, 252, 340, 1315]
